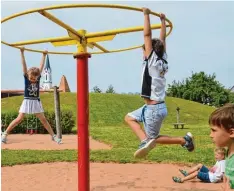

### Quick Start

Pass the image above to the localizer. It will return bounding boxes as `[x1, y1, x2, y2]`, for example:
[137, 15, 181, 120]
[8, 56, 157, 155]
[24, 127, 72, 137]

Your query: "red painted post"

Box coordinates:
[74, 53, 91, 191]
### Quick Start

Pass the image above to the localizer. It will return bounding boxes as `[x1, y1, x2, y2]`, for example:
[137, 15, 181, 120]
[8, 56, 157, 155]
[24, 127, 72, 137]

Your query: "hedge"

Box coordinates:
[1, 110, 75, 134]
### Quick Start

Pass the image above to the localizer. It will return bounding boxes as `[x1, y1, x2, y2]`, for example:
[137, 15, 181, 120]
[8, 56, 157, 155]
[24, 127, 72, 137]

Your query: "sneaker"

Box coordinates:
[52, 135, 62, 144]
[1, 132, 8, 144]
[183, 132, 195, 152]
[134, 139, 156, 158]
[172, 176, 183, 183]
[179, 169, 188, 177]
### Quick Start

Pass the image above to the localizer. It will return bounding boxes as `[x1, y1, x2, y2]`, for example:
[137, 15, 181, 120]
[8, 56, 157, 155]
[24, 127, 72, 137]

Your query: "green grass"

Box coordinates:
[1, 93, 216, 166]
[1, 93, 215, 126]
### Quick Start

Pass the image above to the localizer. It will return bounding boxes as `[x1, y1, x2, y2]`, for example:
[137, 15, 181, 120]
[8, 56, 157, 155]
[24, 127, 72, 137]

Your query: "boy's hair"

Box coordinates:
[215, 147, 226, 156]
[209, 103, 234, 131]
[27, 67, 40, 77]
[142, 38, 165, 58]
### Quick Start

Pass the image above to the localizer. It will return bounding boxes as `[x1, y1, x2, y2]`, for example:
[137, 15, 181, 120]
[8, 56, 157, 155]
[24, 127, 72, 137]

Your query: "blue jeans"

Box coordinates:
[197, 165, 211, 183]
[128, 103, 167, 139]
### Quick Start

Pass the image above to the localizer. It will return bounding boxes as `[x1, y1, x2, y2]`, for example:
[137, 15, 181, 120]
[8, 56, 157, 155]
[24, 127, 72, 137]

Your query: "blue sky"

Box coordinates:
[1, 1, 234, 93]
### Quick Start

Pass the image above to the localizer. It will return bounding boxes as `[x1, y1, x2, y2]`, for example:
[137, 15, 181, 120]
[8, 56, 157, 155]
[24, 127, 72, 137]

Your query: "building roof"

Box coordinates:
[230, 86, 234, 92]
[59, 75, 70, 92]
[44, 55, 51, 70]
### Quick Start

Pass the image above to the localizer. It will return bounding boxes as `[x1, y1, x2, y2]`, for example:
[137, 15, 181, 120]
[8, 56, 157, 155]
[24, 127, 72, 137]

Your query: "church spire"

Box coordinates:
[45, 55, 51, 70]
[41, 55, 52, 90]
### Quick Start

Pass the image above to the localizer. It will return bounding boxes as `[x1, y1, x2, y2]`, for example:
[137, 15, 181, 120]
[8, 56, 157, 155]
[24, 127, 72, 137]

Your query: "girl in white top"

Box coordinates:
[1, 47, 61, 144]
[173, 148, 226, 183]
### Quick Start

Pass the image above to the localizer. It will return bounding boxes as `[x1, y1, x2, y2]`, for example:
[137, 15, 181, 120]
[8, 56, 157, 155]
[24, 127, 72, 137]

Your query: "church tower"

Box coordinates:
[42, 55, 52, 90]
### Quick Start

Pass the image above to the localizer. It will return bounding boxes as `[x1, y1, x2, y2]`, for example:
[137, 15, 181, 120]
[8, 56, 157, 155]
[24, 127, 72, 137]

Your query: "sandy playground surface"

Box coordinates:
[1, 134, 221, 191]
[1, 134, 111, 150]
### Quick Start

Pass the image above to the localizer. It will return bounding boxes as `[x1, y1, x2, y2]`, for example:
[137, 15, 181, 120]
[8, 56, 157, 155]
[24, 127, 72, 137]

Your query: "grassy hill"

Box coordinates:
[1, 93, 217, 166]
[1, 92, 215, 126]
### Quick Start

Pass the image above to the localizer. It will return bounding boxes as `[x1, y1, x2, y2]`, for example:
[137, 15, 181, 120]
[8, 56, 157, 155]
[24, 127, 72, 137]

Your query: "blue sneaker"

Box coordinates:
[179, 169, 188, 177]
[134, 139, 156, 158]
[172, 176, 183, 183]
[183, 132, 195, 152]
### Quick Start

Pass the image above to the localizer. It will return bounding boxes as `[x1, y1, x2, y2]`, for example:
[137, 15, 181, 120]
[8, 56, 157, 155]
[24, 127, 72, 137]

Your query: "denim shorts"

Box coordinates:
[197, 165, 211, 183]
[127, 102, 167, 139]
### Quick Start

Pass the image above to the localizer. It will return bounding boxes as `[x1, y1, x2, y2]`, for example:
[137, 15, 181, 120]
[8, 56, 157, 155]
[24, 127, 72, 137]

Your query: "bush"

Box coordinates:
[1, 110, 75, 134]
[229, 92, 234, 103]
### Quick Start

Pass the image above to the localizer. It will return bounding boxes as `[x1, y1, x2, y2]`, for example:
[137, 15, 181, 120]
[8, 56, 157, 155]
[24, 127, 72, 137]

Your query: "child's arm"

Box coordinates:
[142, 7, 152, 58]
[39, 51, 48, 74]
[20, 47, 27, 74]
[222, 176, 231, 191]
[159, 13, 166, 52]
[209, 165, 215, 173]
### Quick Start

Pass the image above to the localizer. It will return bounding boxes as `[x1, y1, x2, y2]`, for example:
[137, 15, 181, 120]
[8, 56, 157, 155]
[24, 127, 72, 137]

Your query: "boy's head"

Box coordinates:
[209, 103, 234, 148]
[214, 147, 226, 161]
[27, 67, 40, 83]
[142, 38, 165, 58]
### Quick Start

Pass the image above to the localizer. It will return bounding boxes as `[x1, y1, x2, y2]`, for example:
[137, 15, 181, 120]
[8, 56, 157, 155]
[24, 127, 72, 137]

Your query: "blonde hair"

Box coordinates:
[27, 67, 40, 77]
[215, 147, 226, 156]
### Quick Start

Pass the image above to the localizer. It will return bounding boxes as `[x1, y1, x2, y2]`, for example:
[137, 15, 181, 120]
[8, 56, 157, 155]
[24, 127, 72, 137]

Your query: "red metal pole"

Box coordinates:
[74, 53, 91, 191]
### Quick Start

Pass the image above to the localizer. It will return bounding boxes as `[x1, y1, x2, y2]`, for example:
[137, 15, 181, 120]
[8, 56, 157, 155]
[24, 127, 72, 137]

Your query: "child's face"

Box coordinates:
[210, 125, 231, 147]
[214, 152, 225, 161]
[28, 74, 38, 83]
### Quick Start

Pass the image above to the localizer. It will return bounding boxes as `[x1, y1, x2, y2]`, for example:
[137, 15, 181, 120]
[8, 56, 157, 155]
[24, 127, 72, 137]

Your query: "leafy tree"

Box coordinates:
[92, 86, 102, 93]
[106, 85, 115, 94]
[229, 92, 234, 103]
[167, 72, 230, 106]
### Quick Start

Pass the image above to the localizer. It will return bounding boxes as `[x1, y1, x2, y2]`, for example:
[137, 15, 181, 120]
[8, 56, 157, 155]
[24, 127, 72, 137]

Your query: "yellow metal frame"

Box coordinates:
[1, 4, 173, 55]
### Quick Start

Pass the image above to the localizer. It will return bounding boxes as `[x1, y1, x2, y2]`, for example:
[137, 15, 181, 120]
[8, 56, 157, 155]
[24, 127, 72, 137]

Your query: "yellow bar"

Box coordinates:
[10, 36, 71, 46]
[9, 23, 168, 47]
[52, 40, 77, 46]
[1, 39, 146, 55]
[87, 43, 94, 49]
[38, 10, 82, 40]
[2, 4, 173, 55]
[77, 29, 87, 53]
[92, 45, 141, 54]
[1, 4, 162, 23]
[87, 35, 115, 43]
[2, 40, 72, 54]
[67, 31, 80, 40]
[92, 42, 109, 52]
[85, 24, 170, 38]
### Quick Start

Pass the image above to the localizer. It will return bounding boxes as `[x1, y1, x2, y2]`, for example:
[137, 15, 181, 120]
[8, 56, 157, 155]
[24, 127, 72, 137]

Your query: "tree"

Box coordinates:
[167, 72, 230, 107]
[106, 85, 115, 94]
[92, 86, 102, 93]
[229, 92, 234, 103]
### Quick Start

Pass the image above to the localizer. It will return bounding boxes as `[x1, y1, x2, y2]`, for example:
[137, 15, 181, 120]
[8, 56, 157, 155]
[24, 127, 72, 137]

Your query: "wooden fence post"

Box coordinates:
[54, 86, 62, 139]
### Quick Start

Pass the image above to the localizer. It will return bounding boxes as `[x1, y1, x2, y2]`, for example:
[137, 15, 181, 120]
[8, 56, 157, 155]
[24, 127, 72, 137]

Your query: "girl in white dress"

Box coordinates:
[1, 47, 61, 144]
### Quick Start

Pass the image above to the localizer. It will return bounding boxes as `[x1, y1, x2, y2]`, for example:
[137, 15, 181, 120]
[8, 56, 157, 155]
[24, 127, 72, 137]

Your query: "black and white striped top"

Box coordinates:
[141, 50, 168, 102]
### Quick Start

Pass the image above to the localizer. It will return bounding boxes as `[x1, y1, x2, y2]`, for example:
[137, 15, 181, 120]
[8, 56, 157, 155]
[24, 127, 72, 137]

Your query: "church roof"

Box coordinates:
[45, 55, 51, 70]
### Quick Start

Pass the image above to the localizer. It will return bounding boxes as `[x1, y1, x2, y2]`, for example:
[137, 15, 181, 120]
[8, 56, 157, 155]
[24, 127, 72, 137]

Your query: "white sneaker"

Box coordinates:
[52, 135, 62, 144]
[134, 139, 156, 158]
[1, 132, 8, 143]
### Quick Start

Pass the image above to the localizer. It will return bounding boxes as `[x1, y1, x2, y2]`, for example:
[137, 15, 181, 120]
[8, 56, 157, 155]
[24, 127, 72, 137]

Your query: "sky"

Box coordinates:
[1, 1, 234, 93]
